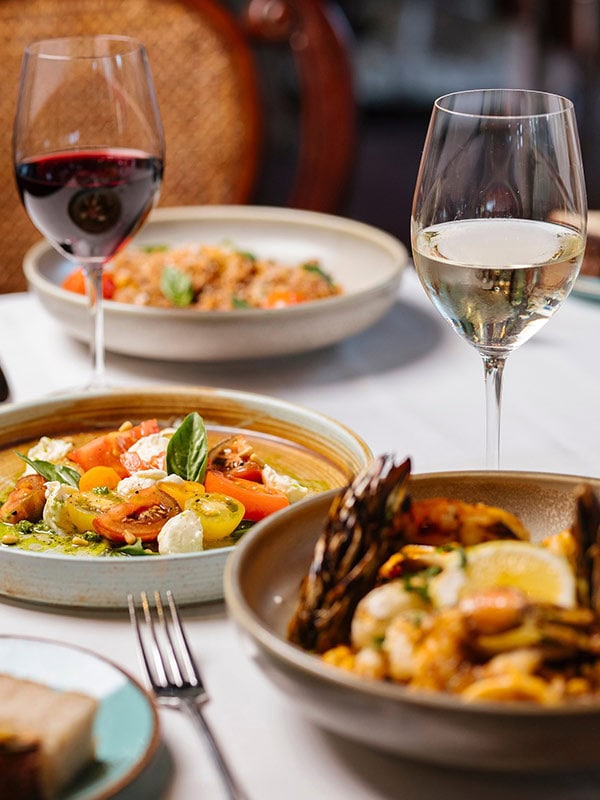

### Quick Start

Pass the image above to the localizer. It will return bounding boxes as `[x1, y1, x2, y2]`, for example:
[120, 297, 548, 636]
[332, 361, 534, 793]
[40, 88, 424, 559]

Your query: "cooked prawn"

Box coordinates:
[401, 498, 530, 547]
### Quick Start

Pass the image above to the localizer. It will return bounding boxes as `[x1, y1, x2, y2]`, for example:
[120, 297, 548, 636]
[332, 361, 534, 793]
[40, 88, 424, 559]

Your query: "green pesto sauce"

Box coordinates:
[0, 519, 253, 556]
[0, 521, 114, 557]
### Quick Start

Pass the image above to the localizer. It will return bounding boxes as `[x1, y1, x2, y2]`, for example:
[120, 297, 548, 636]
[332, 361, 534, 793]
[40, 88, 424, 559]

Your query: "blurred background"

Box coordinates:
[229, 0, 600, 251]
[3, 0, 599, 292]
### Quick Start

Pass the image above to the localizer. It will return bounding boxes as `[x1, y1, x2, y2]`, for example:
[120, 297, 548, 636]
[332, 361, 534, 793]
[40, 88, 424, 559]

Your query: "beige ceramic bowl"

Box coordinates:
[225, 470, 600, 772]
[0, 385, 371, 609]
[23, 205, 408, 361]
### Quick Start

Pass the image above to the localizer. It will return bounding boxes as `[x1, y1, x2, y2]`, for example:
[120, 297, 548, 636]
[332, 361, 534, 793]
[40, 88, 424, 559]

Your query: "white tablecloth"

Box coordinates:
[1, 267, 600, 799]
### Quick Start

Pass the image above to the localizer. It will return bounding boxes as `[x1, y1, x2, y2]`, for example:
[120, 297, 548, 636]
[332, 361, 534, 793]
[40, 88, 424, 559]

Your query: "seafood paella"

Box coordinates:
[289, 456, 600, 705]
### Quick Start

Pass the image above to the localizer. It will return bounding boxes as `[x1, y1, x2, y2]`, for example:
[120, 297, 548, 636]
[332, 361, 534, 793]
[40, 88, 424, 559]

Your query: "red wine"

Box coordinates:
[15, 149, 163, 262]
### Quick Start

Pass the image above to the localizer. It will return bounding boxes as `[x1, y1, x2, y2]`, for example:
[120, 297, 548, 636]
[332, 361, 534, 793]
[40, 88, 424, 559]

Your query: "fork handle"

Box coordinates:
[182, 700, 250, 800]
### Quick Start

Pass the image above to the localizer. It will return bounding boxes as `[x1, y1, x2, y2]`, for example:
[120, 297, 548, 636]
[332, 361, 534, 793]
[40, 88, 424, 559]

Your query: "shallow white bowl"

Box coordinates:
[225, 471, 600, 772]
[0, 385, 371, 609]
[23, 205, 408, 362]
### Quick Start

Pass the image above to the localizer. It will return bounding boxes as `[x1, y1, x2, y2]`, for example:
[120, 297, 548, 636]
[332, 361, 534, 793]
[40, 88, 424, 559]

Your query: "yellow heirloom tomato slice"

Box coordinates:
[160, 480, 205, 510]
[185, 492, 245, 541]
[64, 490, 118, 533]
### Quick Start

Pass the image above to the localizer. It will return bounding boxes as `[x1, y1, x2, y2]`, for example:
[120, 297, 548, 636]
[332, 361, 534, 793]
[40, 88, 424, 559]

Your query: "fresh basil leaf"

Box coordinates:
[302, 261, 335, 287]
[232, 296, 251, 309]
[160, 265, 194, 307]
[230, 520, 255, 541]
[16, 452, 80, 487]
[166, 412, 208, 482]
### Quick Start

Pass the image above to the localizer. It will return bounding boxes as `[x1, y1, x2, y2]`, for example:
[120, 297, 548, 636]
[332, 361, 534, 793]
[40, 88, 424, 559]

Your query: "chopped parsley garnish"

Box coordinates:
[436, 543, 467, 568]
[403, 565, 442, 603]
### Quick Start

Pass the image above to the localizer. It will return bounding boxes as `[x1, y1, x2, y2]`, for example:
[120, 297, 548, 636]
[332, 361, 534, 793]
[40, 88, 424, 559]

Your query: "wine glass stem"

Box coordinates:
[84, 264, 106, 390]
[482, 355, 506, 470]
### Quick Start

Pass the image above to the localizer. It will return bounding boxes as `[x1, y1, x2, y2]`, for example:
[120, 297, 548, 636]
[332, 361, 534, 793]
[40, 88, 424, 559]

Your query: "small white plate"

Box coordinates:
[0, 635, 159, 800]
[23, 205, 408, 362]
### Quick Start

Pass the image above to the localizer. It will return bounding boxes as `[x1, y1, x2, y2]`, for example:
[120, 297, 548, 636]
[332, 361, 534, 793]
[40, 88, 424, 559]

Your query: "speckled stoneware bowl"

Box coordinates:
[225, 471, 600, 772]
[0, 385, 371, 609]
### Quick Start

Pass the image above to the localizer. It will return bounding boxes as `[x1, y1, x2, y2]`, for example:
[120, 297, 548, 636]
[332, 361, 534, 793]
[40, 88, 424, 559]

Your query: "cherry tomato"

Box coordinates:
[261, 289, 308, 309]
[93, 486, 180, 543]
[185, 492, 245, 541]
[204, 470, 289, 521]
[68, 420, 160, 478]
[61, 267, 115, 299]
[78, 465, 121, 492]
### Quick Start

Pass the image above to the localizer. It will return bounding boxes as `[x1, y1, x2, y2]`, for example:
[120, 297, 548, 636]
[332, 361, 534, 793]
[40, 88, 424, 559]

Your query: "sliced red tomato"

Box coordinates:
[204, 470, 289, 521]
[62, 267, 115, 299]
[93, 486, 180, 543]
[120, 450, 165, 475]
[228, 460, 263, 482]
[68, 419, 160, 478]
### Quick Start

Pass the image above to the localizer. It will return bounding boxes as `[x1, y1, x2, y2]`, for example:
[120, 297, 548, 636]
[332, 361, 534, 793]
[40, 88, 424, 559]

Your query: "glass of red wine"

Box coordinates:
[13, 35, 164, 389]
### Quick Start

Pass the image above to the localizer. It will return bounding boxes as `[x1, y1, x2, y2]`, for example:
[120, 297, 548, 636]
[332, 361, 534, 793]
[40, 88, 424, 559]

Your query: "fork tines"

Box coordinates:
[128, 590, 204, 696]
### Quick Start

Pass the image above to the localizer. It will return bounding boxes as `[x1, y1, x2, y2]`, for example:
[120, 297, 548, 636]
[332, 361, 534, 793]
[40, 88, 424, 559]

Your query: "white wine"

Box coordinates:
[412, 218, 585, 356]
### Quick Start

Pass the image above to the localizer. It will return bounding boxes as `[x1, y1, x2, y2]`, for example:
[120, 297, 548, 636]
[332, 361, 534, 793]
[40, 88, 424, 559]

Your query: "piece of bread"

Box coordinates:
[0, 729, 44, 800]
[0, 674, 98, 800]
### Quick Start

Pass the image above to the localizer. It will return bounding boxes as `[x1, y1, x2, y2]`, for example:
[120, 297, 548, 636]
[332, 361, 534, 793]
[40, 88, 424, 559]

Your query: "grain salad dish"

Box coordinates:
[62, 243, 343, 310]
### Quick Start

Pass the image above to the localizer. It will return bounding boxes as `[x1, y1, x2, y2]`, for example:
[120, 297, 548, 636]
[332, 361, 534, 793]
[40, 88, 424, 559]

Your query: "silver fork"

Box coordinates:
[128, 590, 249, 800]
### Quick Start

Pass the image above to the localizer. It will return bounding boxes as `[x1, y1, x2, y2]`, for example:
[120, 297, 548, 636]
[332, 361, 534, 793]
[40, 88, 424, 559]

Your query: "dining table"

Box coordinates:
[1, 262, 600, 800]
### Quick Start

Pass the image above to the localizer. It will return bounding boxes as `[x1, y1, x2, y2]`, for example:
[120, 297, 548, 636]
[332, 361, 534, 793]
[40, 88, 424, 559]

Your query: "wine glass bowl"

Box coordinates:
[13, 35, 164, 387]
[411, 89, 587, 467]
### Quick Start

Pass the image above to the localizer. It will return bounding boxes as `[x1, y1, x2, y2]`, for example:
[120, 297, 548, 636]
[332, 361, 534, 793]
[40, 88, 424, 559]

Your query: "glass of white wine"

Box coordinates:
[411, 89, 587, 468]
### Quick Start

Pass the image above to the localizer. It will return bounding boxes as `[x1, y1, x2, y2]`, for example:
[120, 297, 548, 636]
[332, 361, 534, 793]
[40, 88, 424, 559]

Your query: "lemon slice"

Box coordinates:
[429, 540, 576, 609]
